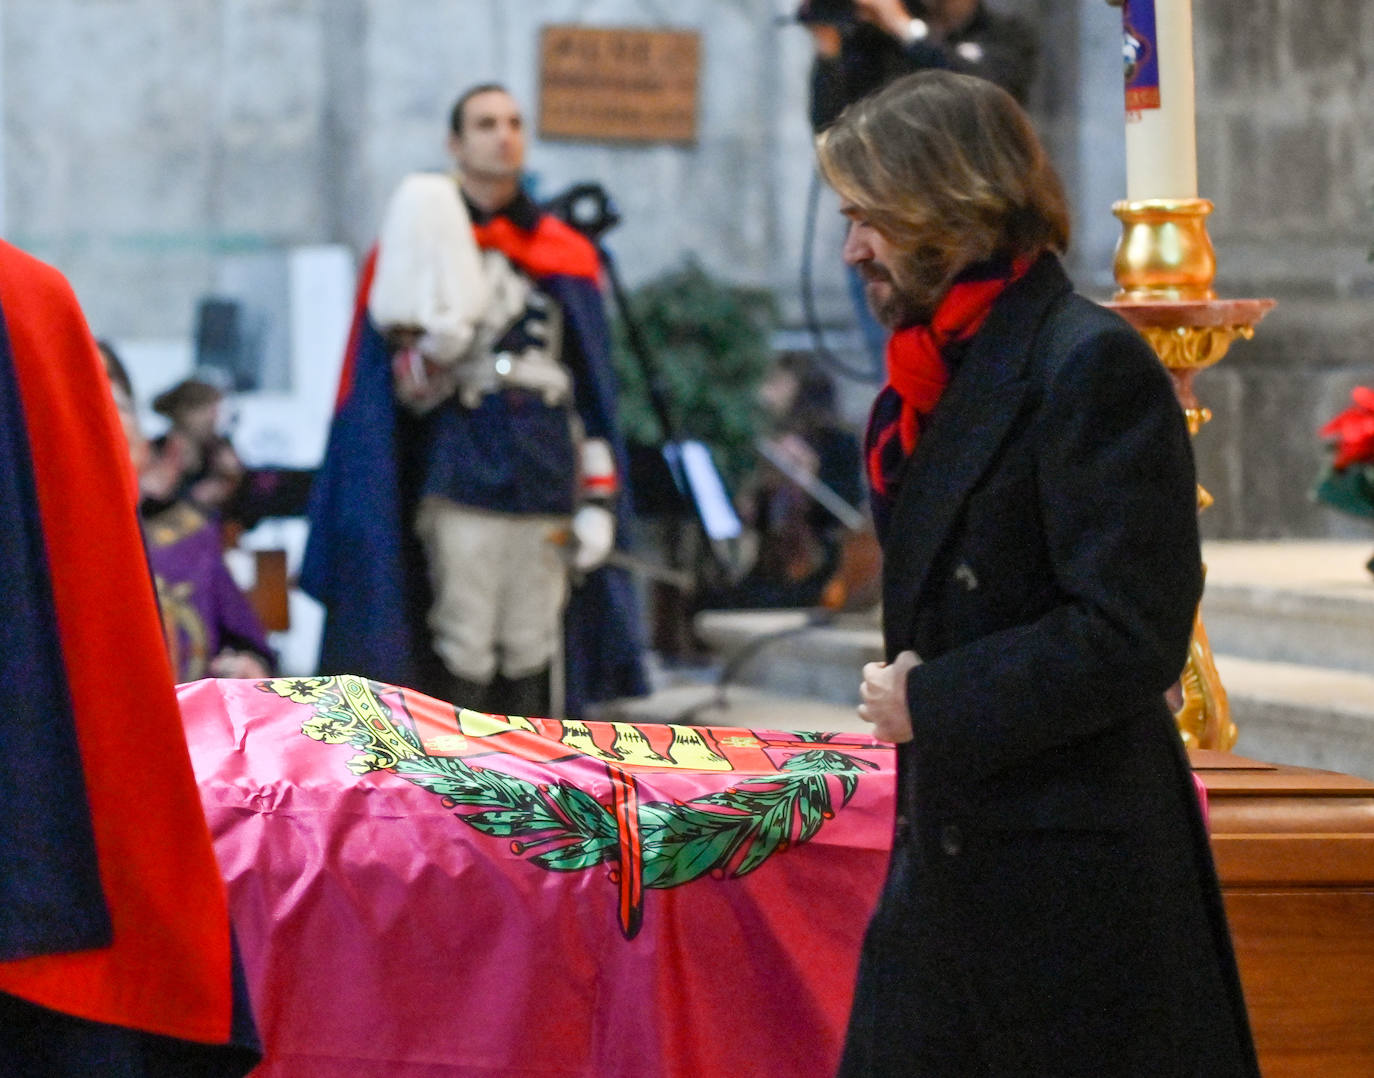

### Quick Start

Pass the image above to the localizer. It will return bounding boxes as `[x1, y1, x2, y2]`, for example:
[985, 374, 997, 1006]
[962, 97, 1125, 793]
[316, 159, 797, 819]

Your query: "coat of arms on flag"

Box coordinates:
[182, 676, 892, 1074]
[263, 675, 880, 938]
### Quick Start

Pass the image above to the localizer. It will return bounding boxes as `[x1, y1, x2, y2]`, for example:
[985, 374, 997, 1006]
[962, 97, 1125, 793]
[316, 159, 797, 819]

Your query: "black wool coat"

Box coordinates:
[839, 255, 1260, 1077]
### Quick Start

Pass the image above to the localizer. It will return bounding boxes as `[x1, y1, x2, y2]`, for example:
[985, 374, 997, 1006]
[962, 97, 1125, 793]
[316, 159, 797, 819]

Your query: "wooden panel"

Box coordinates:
[1197, 752, 1374, 885]
[1191, 749, 1374, 795]
[1192, 754, 1374, 1075]
[1223, 890, 1374, 1078]
[1210, 799, 1374, 835]
[248, 548, 290, 633]
[1212, 833, 1374, 886]
[538, 25, 700, 143]
[1191, 749, 1279, 771]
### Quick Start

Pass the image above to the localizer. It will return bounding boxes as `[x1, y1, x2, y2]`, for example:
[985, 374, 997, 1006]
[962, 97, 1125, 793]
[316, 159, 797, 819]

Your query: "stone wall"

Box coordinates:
[1, 0, 828, 342]
[4, 0, 336, 340]
[3, 1, 1369, 536]
[0, 0, 1121, 342]
[1191, 0, 1374, 538]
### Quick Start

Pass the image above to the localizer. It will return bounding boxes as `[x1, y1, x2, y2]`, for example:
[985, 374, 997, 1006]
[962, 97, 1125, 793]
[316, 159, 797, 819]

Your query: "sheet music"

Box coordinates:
[670, 440, 742, 541]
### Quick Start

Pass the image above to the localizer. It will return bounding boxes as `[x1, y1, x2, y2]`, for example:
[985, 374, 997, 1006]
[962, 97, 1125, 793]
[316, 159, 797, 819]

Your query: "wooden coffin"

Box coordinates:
[1192, 750, 1374, 1078]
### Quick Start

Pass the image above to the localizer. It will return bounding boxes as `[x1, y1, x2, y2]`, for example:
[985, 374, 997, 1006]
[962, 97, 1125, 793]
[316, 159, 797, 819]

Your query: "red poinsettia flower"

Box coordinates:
[1320, 386, 1374, 470]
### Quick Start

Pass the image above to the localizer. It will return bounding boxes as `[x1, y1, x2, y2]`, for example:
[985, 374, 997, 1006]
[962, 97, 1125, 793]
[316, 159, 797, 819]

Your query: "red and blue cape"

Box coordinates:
[0, 239, 257, 1072]
[302, 210, 648, 715]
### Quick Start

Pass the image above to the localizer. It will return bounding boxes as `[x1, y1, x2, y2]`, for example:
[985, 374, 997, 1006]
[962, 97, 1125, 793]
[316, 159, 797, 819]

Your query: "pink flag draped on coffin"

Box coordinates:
[180, 676, 895, 1077]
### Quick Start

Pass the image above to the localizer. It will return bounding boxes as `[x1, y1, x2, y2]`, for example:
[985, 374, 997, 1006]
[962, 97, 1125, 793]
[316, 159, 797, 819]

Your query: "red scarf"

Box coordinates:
[865, 257, 1032, 502]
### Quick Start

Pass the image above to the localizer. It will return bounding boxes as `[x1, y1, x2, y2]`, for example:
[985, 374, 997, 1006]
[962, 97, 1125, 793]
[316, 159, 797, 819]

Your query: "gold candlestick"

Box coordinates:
[1113, 198, 1216, 301]
[1105, 201, 1274, 751]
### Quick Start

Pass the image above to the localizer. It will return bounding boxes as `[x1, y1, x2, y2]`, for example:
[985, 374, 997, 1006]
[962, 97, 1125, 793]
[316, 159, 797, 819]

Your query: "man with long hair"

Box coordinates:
[818, 71, 1259, 1076]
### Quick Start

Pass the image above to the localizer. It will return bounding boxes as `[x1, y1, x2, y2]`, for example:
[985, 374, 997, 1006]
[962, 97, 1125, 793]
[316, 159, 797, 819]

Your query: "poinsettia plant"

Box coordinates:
[1321, 387, 1374, 469]
[1315, 387, 1374, 519]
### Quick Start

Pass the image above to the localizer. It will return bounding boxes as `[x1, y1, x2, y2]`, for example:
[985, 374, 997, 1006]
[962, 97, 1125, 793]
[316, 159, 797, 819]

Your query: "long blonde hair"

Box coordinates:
[816, 70, 1070, 290]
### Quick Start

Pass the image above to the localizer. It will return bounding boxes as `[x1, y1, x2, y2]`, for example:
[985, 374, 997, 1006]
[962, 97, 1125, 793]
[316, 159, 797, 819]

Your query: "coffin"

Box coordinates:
[181, 677, 1374, 1076]
[1192, 749, 1374, 1078]
[182, 676, 893, 1077]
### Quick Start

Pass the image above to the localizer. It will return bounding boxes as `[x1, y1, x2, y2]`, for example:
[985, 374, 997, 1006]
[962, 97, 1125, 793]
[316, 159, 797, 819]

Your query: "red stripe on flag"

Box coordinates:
[583, 475, 619, 495]
[609, 765, 645, 939]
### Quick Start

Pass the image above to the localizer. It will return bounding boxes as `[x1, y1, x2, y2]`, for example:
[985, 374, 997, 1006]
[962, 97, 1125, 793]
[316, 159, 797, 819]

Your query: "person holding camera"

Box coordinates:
[806, 0, 1038, 131]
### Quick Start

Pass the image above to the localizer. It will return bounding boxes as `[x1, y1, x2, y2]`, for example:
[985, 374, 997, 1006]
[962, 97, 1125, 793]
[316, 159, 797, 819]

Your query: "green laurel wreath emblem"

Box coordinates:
[393, 744, 868, 887]
[262, 675, 876, 937]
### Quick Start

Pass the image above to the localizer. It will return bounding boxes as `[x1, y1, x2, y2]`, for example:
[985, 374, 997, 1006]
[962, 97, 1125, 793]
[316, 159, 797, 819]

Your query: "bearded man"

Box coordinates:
[820, 71, 1260, 1077]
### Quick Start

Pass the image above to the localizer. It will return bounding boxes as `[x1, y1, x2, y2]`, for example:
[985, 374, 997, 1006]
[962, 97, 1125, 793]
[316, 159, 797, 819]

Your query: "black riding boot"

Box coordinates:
[489, 667, 551, 718]
[433, 668, 491, 713]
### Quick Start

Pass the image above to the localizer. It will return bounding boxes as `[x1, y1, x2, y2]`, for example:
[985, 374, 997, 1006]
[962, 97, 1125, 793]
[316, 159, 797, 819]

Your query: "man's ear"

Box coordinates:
[446, 131, 463, 165]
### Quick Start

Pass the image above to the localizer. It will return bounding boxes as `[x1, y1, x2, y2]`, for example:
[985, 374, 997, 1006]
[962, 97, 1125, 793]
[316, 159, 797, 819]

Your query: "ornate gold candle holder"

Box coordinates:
[1105, 201, 1275, 751]
[1112, 198, 1218, 301]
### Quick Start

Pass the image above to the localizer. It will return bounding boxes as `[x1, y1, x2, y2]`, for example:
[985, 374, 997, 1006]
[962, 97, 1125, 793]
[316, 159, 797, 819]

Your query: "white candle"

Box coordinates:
[1123, 0, 1198, 200]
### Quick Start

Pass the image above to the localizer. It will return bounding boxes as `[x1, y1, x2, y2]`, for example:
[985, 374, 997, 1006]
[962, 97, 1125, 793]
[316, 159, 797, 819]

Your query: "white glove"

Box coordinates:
[571, 504, 616, 573]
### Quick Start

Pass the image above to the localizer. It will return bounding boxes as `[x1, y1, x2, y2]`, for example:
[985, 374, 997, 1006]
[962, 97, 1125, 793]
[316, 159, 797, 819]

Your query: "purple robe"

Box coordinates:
[144, 503, 274, 682]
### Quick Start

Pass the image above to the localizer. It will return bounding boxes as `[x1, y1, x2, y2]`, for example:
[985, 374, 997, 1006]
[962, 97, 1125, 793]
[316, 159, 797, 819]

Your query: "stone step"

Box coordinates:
[690, 543, 1374, 682]
[1200, 541, 1374, 674]
[675, 607, 1374, 783]
[692, 609, 879, 707]
[648, 543, 1374, 782]
[609, 652, 1374, 781]
[1220, 654, 1374, 782]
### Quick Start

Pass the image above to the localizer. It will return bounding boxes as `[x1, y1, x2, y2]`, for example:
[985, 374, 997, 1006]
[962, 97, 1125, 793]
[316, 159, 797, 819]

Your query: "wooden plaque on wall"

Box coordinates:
[538, 25, 700, 144]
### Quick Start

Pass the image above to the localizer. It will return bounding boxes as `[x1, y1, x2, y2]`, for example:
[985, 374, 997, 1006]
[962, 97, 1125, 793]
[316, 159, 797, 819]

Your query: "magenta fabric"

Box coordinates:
[180, 677, 895, 1077]
[1193, 770, 1209, 830]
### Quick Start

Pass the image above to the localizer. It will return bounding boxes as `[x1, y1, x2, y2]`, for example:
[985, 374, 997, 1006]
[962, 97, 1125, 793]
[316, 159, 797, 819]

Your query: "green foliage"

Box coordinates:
[394, 755, 620, 872]
[393, 747, 874, 889]
[610, 259, 777, 488]
[637, 748, 874, 888]
[1315, 464, 1374, 520]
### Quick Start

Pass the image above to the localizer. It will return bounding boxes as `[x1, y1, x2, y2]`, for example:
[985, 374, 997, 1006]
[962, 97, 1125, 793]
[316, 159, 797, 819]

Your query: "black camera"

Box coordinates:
[796, 0, 854, 25]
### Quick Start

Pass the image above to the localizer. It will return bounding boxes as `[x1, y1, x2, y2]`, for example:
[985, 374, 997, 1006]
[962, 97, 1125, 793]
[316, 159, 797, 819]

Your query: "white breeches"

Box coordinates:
[415, 497, 570, 684]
